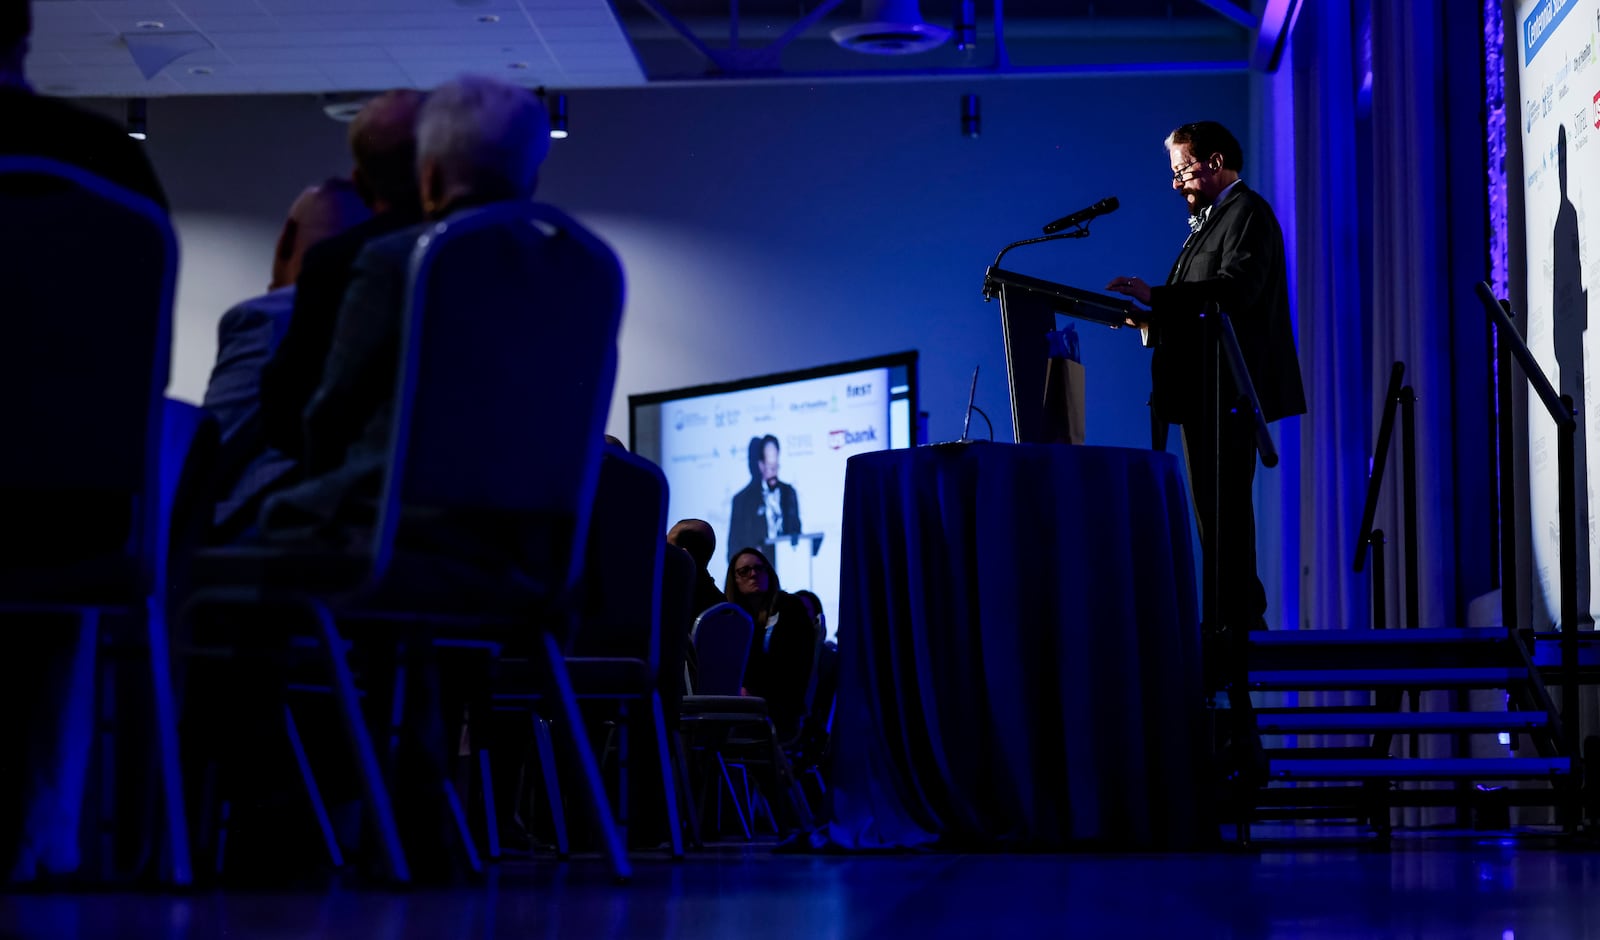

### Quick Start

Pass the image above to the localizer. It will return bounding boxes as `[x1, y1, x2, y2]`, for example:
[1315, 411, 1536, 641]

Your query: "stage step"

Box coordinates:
[1249, 628, 1507, 646]
[1256, 711, 1549, 734]
[1267, 757, 1571, 781]
[1247, 667, 1527, 690]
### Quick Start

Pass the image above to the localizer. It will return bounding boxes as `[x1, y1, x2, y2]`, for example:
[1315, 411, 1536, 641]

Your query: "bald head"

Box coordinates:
[270, 178, 371, 289]
[667, 519, 716, 572]
[349, 89, 424, 213]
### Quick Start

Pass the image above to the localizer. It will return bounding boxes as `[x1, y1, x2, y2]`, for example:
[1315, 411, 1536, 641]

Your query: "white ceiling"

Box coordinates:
[26, 0, 647, 97]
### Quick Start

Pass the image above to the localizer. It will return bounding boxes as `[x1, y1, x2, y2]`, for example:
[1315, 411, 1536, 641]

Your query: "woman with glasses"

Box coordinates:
[724, 547, 817, 740]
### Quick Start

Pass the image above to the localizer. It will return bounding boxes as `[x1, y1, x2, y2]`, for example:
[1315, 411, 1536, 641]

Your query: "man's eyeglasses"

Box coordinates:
[735, 564, 769, 578]
[1171, 159, 1204, 184]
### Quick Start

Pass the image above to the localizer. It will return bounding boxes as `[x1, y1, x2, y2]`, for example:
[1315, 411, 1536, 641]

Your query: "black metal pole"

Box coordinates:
[1496, 305, 1517, 636]
[1401, 387, 1420, 632]
[1355, 363, 1405, 574]
[1371, 531, 1387, 631]
[1559, 394, 1579, 758]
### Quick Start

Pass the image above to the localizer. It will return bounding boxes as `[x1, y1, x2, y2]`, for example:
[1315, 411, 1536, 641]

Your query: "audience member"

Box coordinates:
[0, 1, 166, 207]
[724, 547, 817, 740]
[259, 89, 425, 462]
[0, 3, 172, 884]
[201, 179, 369, 538]
[668, 518, 727, 620]
[259, 75, 553, 540]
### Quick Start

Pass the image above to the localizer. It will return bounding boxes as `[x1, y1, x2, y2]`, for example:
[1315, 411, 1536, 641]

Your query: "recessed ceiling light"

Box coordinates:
[136, 20, 165, 29]
[187, 66, 212, 75]
[478, 14, 500, 23]
[507, 62, 529, 70]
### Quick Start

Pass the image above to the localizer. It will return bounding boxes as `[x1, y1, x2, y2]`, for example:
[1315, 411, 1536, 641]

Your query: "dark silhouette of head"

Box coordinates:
[270, 177, 370, 290]
[1559, 123, 1569, 196]
[348, 89, 425, 215]
[667, 518, 716, 571]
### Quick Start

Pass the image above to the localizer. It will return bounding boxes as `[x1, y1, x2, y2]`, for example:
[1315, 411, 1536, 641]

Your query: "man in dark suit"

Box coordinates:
[200, 179, 369, 538]
[0, 2, 166, 209]
[728, 434, 802, 564]
[259, 75, 559, 539]
[1106, 120, 1306, 635]
[258, 89, 425, 467]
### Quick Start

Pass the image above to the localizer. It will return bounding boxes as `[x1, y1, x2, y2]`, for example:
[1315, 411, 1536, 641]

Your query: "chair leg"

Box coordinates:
[284, 703, 344, 869]
[442, 779, 483, 875]
[541, 633, 631, 881]
[672, 731, 703, 850]
[309, 603, 410, 884]
[531, 715, 569, 857]
[650, 693, 685, 858]
[143, 601, 193, 887]
[617, 705, 630, 850]
[717, 754, 753, 841]
[477, 749, 501, 861]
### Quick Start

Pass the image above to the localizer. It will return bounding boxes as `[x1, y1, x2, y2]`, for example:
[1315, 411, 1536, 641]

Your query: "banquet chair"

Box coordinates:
[492, 446, 690, 860]
[176, 200, 627, 883]
[0, 157, 191, 886]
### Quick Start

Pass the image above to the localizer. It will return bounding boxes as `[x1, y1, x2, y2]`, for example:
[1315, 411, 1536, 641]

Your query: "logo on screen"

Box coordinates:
[828, 427, 879, 449]
[1592, 88, 1600, 128]
[846, 382, 873, 398]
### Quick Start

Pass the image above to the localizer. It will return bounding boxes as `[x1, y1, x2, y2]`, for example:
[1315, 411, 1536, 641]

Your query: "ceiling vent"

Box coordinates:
[829, 0, 951, 55]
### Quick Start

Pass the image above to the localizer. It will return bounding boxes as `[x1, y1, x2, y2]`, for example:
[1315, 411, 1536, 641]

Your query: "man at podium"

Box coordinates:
[1105, 120, 1306, 637]
[729, 434, 803, 565]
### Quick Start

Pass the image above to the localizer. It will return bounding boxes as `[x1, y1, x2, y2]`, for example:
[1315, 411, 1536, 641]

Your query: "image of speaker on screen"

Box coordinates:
[729, 434, 802, 564]
[1552, 122, 1591, 626]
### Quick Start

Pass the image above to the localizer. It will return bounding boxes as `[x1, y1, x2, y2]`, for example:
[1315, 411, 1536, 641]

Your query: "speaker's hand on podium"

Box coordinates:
[1106, 275, 1151, 328]
[1106, 275, 1152, 305]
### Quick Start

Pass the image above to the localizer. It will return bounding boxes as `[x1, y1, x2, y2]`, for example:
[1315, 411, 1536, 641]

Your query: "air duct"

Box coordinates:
[829, 0, 951, 55]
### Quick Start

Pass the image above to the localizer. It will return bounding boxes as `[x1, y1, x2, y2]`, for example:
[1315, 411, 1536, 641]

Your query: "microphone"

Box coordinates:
[1041, 196, 1119, 234]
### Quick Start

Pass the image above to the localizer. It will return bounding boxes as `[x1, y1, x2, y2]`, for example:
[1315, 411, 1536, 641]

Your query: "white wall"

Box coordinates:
[111, 72, 1250, 448]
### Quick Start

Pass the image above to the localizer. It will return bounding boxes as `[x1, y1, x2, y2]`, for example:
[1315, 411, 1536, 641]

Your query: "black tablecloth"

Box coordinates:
[825, 442, 1209, 849]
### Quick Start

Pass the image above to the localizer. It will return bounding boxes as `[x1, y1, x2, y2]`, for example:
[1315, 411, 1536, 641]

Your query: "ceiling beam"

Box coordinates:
[1195, 0, 1259, 32]
[1252, 0, 1302, 72]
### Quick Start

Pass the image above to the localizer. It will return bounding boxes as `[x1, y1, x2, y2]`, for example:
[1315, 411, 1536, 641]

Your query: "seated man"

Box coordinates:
[201, 179, 369, 539]
[0, 1, 166, 208]
[258, 89, 424, 464]
[259, 74, 561, 541]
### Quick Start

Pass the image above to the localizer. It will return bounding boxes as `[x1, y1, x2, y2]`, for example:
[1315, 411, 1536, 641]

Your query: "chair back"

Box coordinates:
[0, 157, 174, 576]
[691, 602, 754, 696]
[374, 201, 624, 607]
[570, 445, 668, 670]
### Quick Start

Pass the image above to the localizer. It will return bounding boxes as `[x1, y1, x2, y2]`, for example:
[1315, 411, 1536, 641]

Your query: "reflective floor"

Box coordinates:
[3, 833, 1600, 939]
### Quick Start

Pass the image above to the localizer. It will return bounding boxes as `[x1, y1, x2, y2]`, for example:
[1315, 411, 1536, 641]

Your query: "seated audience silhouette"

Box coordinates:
[259, 89, 424, 465]
[725, 547, 817, 739]
[201, 179, 369, 539]
[0, 1, 166, 208]
[258, 75, 556, 541]
[668, 518, 727, 621]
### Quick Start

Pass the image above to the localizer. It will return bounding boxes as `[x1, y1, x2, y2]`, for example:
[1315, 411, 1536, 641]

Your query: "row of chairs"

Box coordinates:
[2, 159, 791, 884]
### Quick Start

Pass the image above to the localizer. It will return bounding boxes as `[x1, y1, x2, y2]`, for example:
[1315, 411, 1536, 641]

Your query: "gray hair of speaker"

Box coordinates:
[416, 74, 551, 199]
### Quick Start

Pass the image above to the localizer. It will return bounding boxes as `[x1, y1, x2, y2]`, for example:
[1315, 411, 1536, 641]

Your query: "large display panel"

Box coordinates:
[1515, 0, 1600, 627]
[630, 352, 918, 642]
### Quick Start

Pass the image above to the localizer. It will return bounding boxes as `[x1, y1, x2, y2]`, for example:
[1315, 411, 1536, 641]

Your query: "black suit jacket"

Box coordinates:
[728, 478, 801, 562]
[259, 209, 420, 460]
[258, 223, 422, 536]
[1146, 183, 1305, 426]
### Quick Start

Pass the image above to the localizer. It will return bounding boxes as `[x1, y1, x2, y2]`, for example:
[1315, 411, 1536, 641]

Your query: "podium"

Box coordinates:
[769, 532, 824, 593]
[982, 267, 1135, 443]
